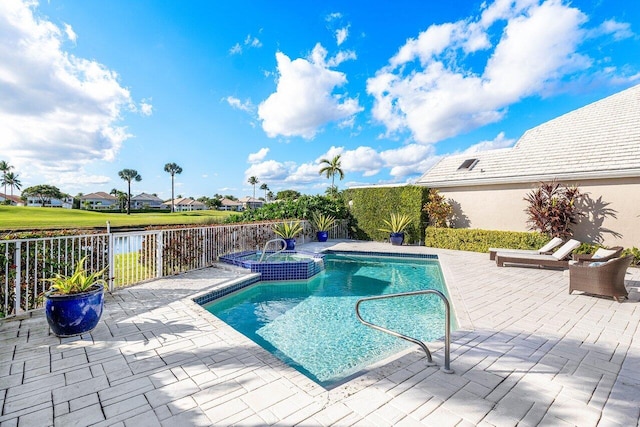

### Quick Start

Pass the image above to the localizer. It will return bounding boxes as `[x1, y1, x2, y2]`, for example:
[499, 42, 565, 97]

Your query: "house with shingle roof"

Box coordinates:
[162, 197, 207, 211]
[0, 193, 23, 206]
[219, 198, 243, 211]
[132, 193, 165, 210]
[416, 84, 640, 248]
[79, 192, 118, 210]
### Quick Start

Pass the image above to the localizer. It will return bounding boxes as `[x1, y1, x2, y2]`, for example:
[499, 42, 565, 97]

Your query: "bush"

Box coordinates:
[224, 195, 348, 223]
[344, 186, 429, 244]
[524, 181, 582, 238]
[425, 228, 550, 253]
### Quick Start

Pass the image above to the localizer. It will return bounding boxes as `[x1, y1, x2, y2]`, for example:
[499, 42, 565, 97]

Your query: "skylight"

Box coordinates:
[457, 158, 479, 171]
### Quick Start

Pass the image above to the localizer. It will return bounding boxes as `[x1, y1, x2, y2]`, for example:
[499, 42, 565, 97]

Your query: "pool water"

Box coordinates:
[205, 253, 454, 387]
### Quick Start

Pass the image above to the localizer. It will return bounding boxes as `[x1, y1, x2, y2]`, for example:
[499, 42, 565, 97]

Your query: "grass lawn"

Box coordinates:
[0, 206, 235, 230]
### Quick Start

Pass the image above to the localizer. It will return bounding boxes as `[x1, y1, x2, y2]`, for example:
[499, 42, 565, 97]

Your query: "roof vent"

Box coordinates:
[457, 158, 479, 171]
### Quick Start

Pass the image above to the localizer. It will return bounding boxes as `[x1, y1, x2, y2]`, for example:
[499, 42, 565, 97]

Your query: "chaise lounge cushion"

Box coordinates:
[495, 239, 581, 268]
[488, 237, 563, 261]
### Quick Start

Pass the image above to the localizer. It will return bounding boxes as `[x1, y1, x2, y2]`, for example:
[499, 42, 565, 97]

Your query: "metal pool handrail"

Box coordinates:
[258, 238, 287, 263]
[355, 289, 453, 373]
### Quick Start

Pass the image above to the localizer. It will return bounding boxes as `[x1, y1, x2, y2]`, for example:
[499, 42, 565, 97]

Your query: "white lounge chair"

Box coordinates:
[489, 237, 563, 260]
[495, 239, 581, 268]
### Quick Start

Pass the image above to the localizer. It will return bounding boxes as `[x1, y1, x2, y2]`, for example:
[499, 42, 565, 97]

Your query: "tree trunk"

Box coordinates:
[127, 181, 131, 215]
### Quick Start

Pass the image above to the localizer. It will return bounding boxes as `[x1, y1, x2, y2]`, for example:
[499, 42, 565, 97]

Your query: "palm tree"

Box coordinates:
[260, 183, 269, 200]
[266, 190, 274, 201]
[2, 172, 21, 197]
[164, 163, 183, 212]
[118, 169, 142, 215]
[0, 160, 14, 197]
[319, 154, 344, 191]
[248, 176, 259, 200]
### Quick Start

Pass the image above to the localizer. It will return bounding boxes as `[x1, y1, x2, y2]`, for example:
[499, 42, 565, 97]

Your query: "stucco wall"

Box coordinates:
[438, 178, 640, 249]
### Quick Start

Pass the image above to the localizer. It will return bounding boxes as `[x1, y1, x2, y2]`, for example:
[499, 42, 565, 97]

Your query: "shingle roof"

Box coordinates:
[162, 198, 206, 206]
[417, 84, 640, 187]
[132, 193, 163, 202]
[80, 192, 117, 201]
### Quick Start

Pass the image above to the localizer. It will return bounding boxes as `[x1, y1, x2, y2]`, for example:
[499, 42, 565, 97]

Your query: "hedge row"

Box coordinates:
[344, 186, 429, 244]
[424, 227, 549, 253]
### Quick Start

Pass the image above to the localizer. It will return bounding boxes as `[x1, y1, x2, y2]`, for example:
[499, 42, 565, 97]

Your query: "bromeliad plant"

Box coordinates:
[310, 212, 336, 232]
[272, 221, 303, 239]
[42, 256, 107, 295]
[378, 213, 412, 234]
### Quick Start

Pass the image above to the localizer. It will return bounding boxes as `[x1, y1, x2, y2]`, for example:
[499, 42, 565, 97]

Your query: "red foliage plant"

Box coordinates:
[524, 181, 583, 239]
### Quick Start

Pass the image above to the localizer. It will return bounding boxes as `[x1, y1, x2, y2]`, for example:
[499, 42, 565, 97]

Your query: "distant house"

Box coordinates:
[0, 193, 23, 206]
[79, 192, 118, 210]
[162, 197, 207, 212]
[416, 84, 640, 248]
[132, 193, 165, 210]
[219, 198, 243, 211]
[26, 195, 73, 209]
[238, 196, 264, 210]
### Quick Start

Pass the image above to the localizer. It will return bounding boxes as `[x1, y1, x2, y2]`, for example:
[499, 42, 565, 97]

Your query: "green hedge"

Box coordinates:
[344, 186, 429, 244]
[425, 228, 551, 253]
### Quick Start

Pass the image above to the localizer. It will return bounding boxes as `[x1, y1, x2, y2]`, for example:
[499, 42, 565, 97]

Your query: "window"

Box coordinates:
[457, 158, 478, 171]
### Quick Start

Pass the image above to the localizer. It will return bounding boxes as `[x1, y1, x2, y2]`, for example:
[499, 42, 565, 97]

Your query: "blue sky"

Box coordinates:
[1, 0, 639, 200]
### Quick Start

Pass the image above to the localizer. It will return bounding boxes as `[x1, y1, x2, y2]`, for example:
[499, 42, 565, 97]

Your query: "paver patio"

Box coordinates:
[1, 241, 639, 426]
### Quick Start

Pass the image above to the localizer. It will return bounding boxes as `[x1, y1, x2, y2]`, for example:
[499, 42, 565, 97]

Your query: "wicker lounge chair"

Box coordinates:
[569, 255, 633, 302]
[571, 246, 623, 264]
[489, 237, 563, 260]
[495, 239, 580, 268]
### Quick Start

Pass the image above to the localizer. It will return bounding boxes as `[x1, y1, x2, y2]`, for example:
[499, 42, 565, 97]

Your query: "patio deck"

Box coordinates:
[1, 241, 639, 426]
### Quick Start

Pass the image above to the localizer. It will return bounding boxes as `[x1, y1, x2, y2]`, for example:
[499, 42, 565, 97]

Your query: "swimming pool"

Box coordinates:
[204, 252, 455, 387]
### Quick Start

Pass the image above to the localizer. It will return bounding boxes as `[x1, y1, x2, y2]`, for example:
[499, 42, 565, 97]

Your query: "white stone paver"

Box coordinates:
[1, 241, 639, 426]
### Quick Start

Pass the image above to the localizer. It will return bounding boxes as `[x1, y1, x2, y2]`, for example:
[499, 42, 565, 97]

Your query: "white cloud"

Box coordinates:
[225, 96, 254, 113]
[258, 44, 362, 139]
[326, 12, 342, 21]
[244, 160, 290, 181]
[0, 0, 146, 185]
[367, 0, 634, 145]
[63, 23, 77, 43]
[139, 100, 153, 116]
[247, 147, 269, 163]
[229, 43, 242, 55]
[230, 33, 263, 55]
[589, 19, 634, 41]
[336, 26, 349, 45]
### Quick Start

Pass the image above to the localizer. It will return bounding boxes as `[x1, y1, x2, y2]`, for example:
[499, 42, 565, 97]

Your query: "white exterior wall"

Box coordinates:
[437, 177, 640, 249]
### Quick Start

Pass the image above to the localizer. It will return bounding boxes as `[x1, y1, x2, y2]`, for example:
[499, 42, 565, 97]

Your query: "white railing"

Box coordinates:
[0, 219, 349, 319]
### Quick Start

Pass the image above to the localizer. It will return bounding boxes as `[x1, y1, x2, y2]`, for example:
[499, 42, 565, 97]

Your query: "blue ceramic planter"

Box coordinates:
[390, 232, 404, 246]
[316, 231, 329, 242]
[284, 238, 296, 250]
[45, 285, 104, 337]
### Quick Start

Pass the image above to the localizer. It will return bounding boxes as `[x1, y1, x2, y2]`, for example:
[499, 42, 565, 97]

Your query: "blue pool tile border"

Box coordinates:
[193, 275, 261, 305]
[219, 250, 325, 281]
[323, 250, 438, 260]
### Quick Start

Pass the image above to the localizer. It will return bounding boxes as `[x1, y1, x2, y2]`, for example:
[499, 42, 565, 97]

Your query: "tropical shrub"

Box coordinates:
[272, 221, 303, 239]
[524, 181, 582, 238]
[310, 212, 336, 231]
[422, 189, 453, 227]
[42, 256, 107, 295]
[425, 228, 550, 253]
[225, 195, 348, 223]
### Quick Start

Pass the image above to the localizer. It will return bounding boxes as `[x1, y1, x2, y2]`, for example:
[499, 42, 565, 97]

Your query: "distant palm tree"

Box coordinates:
[248, 176, 259, 200]
[260, 183, 269, 200]
[2, 172, 21, 197]
[164, 163, 183, 212]
[266, 190, 274, 201]
[319, 154, 344, 191]
[0, 160, 14, 197]
[118, 169, 142, 215]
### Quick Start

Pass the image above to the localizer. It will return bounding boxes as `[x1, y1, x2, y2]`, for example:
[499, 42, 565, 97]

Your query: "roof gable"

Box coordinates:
[417, 84, 640, 187]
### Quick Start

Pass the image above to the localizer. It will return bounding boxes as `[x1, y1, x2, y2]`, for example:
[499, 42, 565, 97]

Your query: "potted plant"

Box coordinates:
[272, 221, 303, 250]
[42, 256, 107, 337]
[379, 213, 412, 246]
[310, 212, 336, 242]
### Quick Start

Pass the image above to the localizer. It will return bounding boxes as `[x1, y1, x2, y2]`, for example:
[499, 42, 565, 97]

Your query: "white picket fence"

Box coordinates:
[0, 219, 349, 318]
